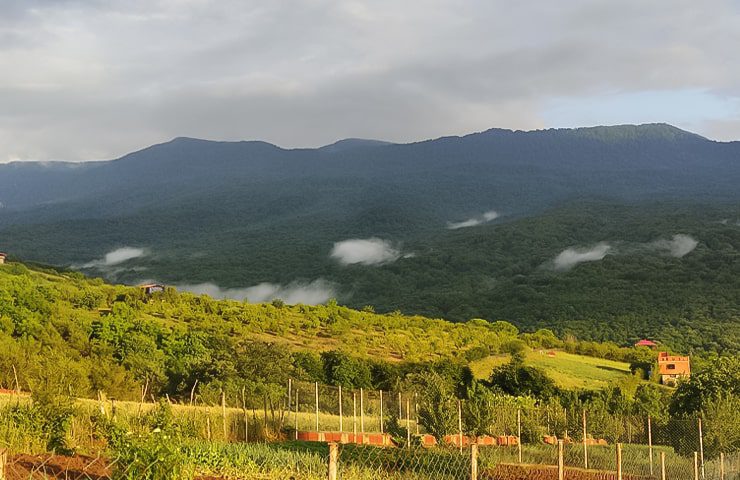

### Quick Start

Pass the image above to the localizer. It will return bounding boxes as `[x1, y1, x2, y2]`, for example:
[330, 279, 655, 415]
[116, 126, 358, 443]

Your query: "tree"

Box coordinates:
[321, 351, 372, 388]
[488, 356, 557, 399]
[462, 381, 496, 436]
[415, 371, 457, 439]
[670, 356, 740, 416]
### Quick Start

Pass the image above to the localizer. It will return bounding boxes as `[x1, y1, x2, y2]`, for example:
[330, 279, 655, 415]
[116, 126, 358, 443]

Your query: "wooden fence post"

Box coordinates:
[660, 451, 666, 480]
[719, 452, 725, 480]
[616, 443, 622, 480]
[328, 443, 338, 480]
[694, 452, 699, 480]
[648, 416, 654, 476]
[558, 439, 564, 480]
[471, 443, 479, 480]
[582, 409, 589, 469]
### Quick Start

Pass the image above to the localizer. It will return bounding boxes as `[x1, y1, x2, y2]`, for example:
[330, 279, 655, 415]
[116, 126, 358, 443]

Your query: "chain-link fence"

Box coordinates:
[1, 441, 738, 479]
[2, 380, 739, 480]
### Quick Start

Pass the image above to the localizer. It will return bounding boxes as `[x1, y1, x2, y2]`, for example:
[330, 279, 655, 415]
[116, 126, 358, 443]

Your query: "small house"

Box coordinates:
[139, 283, 165, 295]
[657, 351, 690, 386]
[0, 252, 6, 265]
[635, 339, 658, 348]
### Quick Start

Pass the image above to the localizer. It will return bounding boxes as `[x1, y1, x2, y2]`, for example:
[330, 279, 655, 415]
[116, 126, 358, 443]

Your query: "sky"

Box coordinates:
[1, 0, 739, 162]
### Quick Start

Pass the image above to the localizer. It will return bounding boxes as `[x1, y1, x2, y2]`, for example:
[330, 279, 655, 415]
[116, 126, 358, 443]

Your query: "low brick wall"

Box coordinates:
[296, 431, 393, 446]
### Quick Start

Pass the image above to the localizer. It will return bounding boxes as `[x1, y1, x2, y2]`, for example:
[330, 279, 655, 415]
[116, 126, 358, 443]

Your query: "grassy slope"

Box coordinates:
[470, 351, 632, 390]
[2, 261, 639, 392]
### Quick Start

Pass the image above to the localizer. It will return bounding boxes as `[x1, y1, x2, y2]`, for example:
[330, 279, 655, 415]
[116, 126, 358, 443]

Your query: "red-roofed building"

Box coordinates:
[0, 252, 7, 265]
[635, 339, 658, 348]
[657, 351, 690, 386]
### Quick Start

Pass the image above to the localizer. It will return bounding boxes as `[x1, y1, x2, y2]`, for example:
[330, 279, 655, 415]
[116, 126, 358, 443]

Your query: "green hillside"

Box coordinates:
[0, 259, 660, 402]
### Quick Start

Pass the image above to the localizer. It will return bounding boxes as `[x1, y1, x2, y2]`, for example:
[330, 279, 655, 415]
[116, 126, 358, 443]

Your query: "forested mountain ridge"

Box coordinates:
[0, 124, 738, 353]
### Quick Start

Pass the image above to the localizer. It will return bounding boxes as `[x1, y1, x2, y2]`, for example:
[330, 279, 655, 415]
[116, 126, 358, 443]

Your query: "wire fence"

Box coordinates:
[1, 436, 738, 480]
[2, 380, 739, 480]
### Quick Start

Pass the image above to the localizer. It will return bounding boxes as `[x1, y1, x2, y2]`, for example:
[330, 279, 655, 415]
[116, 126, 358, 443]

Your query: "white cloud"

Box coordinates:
[82, 246, 146, 268]
[652, 234, 698, 258]
[330, 237, 402, 266]
[177, 279, 335, 305]
[447, 210, 499, 229]
[553, 242, 611, 270]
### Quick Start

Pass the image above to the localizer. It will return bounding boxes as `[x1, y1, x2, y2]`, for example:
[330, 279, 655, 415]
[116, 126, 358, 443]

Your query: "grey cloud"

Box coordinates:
[1, 0, 739, 161]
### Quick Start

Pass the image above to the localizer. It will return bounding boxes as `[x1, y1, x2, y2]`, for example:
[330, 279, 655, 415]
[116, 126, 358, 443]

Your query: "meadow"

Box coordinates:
[469, 351, 633, 390]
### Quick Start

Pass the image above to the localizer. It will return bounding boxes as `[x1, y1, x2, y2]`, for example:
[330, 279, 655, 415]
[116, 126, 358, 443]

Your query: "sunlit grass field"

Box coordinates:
[470, 350, 633, 390]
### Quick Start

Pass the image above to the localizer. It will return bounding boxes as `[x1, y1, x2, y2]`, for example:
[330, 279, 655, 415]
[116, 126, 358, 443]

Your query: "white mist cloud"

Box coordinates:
[177, 279, 336, 305]
[330, 238, 402, 266]
[447, 210, 499, 230]
[553, 243, 611, 271]
[82, 246, 146, 268]
[652, 234, 698, 258]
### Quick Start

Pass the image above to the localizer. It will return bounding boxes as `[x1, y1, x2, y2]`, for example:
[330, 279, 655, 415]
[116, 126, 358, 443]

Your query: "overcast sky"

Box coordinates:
[1, 0, 739, 162]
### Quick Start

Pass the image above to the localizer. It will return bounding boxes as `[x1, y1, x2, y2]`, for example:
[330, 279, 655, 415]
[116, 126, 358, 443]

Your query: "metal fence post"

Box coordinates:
[661, 451, 666, 480]
[698, 418, 705, 480]
[0, 448, 6, 480]
[328, 443, 338, 480]
[558, 439, 564, 480]
[458, 400, 464, 454]
[471, 444, 478, 480]
[315, 382, 320, 432]
[294, 389, 299, 440]
[406, 398, 412, 448]
[338, 385, 343, 432]
[616, 443, 622, 480]
[353, 391, 357, 436]
[694, 452, 699, 480]
[517, 408, 522, 463]
[582, 409, 589, 469]
[379, 390, 384, 434]
[648, 415, 654, 476]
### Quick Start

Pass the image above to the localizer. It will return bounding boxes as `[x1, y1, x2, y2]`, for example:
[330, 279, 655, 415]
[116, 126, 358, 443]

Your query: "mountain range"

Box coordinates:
[1, 123, 738, 352]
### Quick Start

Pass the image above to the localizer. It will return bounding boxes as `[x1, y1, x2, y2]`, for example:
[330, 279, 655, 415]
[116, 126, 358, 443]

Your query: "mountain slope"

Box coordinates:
[0, 124, 738, 352]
